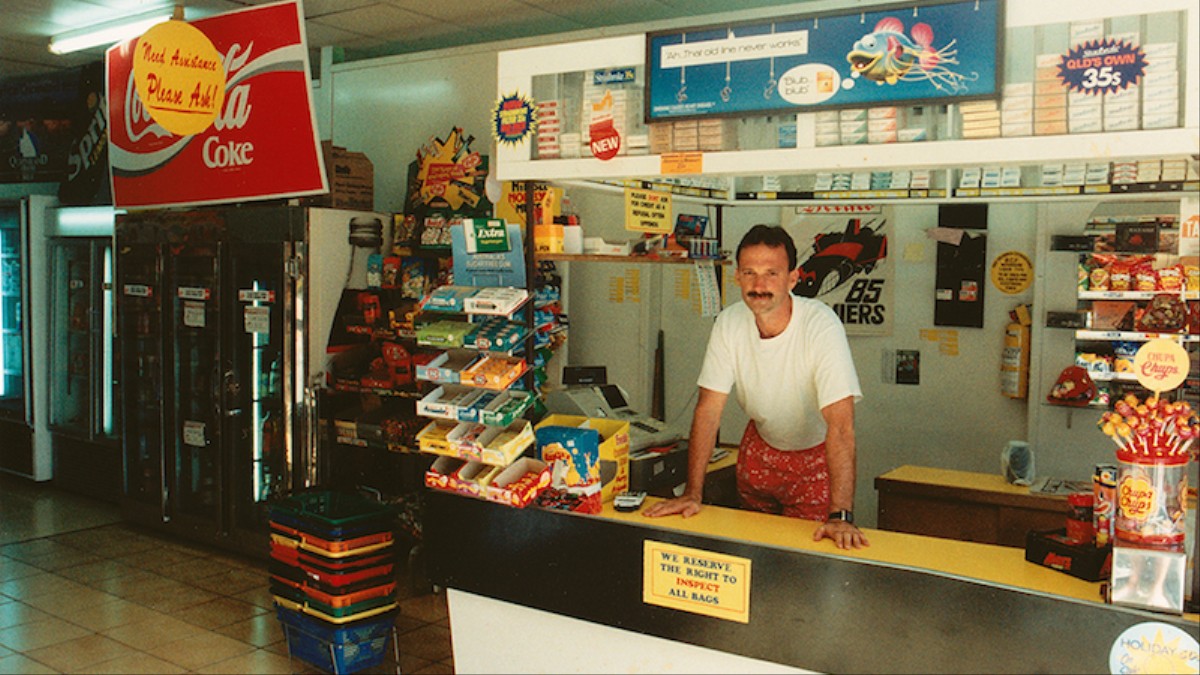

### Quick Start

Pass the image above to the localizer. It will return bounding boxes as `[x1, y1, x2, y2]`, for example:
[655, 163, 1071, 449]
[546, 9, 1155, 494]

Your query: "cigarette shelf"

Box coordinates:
[537, 253, 731, 265]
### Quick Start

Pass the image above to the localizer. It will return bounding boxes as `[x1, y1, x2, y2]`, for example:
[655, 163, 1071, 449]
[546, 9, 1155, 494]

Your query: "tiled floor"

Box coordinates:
[0, 473, 454, 674]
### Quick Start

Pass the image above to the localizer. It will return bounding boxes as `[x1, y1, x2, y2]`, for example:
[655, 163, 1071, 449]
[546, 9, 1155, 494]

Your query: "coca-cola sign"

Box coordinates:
[107, 0, 327, 208]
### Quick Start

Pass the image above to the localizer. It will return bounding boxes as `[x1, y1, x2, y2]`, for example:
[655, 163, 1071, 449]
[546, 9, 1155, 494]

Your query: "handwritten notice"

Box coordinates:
[625, 188, 672, 234]
[643, 541, 750, 623]
[990, 251, 1033, 294]
[660, 152, 703, 175]
[132, 19, 226, 136]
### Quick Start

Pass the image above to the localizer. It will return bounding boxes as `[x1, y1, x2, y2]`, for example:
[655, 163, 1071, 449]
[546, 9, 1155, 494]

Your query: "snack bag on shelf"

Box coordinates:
[1136, 294, 1187, 332]
[1047, 365, 1097, 407]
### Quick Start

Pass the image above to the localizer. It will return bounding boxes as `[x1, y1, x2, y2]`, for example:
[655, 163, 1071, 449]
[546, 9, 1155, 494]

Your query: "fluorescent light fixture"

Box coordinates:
[48, 8, 176, 55]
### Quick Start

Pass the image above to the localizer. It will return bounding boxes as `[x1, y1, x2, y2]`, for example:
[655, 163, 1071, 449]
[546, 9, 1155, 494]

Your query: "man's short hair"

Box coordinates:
[737, 224, 797, 271]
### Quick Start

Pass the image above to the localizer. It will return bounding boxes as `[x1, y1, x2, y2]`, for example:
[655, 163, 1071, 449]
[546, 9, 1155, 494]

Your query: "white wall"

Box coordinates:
[323, 48, 499, 215]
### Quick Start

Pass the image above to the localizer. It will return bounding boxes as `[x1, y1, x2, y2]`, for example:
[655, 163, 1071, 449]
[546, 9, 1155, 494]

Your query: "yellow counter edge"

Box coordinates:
[602, 497, 1199, 624]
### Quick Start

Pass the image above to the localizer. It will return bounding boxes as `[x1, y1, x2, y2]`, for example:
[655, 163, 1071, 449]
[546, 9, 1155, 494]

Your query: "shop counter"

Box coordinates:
[425, 490, 1198, 674]
[875, 464, 1071, 547]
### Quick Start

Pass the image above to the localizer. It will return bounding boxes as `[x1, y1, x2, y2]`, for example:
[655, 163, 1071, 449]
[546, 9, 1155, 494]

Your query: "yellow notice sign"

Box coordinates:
[990, 251, 1033, 294]
[132, 20, 226, 136]
[643, 541, 750, 623]
[660, 152, 703, 175]
[625, 188, 672, 233]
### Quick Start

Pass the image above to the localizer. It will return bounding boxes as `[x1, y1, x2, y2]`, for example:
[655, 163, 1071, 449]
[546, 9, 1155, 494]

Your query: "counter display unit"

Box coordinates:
[875, 465, 1070, 547]
[424, 490, 1197, 674]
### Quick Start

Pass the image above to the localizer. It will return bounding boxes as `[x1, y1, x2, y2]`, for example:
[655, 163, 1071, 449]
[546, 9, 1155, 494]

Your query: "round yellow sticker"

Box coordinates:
[990, 251, 1033, 295]
[132, 20, 225, 137]
[1133, 338, 1189, 394]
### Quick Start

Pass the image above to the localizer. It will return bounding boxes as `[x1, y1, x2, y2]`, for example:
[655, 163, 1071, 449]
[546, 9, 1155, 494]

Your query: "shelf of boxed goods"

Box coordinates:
[413, 285, 552, 508]
[500, 129, 1199, 205]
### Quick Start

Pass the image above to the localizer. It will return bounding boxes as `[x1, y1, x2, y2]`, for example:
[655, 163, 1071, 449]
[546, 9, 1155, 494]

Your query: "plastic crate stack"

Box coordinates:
[268, 491, 400, 674]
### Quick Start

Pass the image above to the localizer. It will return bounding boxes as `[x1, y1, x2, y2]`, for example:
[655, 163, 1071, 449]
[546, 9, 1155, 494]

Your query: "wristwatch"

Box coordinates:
[827, 510, 854, 524]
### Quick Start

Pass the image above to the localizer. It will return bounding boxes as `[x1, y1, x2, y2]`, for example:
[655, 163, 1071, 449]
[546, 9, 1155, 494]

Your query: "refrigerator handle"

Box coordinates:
[221, 363, 241, 418]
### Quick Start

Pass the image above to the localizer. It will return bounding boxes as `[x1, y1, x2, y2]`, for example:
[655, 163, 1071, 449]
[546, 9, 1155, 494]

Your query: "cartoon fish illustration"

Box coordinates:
[845, 17, 976, 92]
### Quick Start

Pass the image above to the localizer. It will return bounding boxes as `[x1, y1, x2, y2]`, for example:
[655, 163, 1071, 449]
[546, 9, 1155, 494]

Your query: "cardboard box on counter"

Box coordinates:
[1025, 529, 1112, 582]
[537, 414, 630, 502]
[303, 141, 375, 211]
[629, 443, 688, 494]
[424, 456, 552, 508]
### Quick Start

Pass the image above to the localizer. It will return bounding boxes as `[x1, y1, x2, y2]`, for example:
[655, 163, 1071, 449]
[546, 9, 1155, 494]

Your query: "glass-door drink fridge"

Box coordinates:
[0, 201, 30, 475]
[47, 206, 120, 501]
[116, 204, 352, 554]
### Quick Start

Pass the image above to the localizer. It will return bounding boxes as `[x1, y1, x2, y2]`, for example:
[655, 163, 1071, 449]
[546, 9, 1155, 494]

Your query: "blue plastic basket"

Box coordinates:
[276, 604, 397, 674]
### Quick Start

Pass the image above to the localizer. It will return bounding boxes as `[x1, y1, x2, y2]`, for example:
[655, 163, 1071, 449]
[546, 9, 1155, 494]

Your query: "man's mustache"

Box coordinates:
[747, 291, 772, 299]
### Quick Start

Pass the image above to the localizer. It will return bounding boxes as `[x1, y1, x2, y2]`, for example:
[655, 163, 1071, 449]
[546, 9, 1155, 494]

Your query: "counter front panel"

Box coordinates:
[425, 490, 1196, 674]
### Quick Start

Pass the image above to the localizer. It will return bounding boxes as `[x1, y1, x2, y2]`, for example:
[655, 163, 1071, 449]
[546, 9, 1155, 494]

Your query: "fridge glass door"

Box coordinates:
[0, 205, 24, 417]
[48, 240, 92, 434]
[230, 241, 290, 529]
[118, 241, 165, 505]
[170, 242, 223, 523]
[98, 241, 117, 440]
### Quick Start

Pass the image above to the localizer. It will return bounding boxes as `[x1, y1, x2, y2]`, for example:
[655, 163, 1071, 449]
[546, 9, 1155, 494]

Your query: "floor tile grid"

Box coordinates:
[0, 520, 453, 674]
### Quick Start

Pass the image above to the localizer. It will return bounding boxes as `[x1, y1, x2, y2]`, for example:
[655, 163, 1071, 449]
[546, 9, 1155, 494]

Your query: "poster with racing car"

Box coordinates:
[781, 205, 893, 337]
[645, 0, 1001, 121]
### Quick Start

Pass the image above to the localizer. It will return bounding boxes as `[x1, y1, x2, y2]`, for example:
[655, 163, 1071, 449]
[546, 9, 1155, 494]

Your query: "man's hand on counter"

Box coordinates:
[815, 519, 870, 550]
[642, 494, 703, 519]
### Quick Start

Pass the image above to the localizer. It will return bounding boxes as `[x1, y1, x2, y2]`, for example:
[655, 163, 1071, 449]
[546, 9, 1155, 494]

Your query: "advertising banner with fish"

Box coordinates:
[781, 206, 894, 336]
[647, 0, 1001, 120]
[106, 0, 327, 209]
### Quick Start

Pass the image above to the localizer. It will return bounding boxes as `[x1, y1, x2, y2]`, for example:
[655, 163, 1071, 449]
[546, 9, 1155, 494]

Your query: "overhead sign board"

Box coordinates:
[646, 0, 1002, 120]
[107, 0, 327, 208]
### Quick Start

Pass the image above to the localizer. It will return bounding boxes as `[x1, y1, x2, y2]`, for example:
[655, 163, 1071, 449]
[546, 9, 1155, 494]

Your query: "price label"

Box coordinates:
[244, 305, 270, 334]
[1056, 38, 1146, 96]
[182, 420, 206, 447]
[183, 300, 206, 328]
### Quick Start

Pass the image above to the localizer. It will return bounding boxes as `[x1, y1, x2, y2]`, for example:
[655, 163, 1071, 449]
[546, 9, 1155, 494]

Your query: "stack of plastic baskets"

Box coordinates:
[268, 491, 400, 674]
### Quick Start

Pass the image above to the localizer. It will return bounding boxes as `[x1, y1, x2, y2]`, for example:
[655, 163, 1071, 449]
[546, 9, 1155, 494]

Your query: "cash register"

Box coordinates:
[543, 378, 680, 453]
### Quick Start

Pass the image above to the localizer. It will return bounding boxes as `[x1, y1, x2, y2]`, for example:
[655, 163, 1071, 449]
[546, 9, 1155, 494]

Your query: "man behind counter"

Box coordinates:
[644, 224, 869, 550]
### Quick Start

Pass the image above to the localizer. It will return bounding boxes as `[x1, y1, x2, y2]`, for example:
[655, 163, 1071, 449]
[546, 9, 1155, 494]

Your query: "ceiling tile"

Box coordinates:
[303, 20, 374, 44]
[522, 0, 678, 26]
[312, 2, 440, 34]
[302, 0, 381, 19]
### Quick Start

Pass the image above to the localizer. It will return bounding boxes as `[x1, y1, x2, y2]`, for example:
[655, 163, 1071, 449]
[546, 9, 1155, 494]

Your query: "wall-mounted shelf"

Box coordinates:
[538, 253, 730, 265]
[501, 128, 1200, 185]
[1075, 330, 1199, 343]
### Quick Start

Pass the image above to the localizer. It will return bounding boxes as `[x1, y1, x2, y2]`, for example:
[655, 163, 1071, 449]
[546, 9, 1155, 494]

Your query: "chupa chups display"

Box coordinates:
[1097, 394, 1196, 550]
[1098, 394, 1198, 460]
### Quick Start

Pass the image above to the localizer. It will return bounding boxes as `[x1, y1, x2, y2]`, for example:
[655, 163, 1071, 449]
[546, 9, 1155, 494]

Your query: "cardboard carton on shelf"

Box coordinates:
[303, 141, 375, 211]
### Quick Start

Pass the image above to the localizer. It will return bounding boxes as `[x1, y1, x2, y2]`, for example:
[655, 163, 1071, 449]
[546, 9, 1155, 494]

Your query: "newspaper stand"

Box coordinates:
[269, 491, 400, 674]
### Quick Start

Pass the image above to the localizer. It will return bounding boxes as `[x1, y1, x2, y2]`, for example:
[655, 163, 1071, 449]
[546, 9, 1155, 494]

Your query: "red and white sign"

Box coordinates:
[589, 119, 621, 161]
[107, 0, 327, 208]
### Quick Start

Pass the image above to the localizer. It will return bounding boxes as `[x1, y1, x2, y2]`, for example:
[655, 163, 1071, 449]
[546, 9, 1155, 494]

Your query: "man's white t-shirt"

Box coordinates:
[697, 295, 862, 450]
